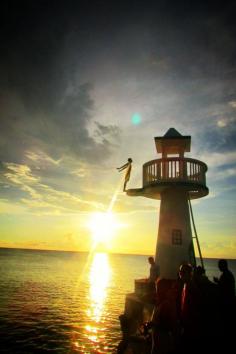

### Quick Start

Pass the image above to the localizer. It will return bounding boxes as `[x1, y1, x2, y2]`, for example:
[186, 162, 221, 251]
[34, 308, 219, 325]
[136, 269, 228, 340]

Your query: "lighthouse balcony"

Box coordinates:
[143, 157, 207, 187]
[127, 157, 208, 199]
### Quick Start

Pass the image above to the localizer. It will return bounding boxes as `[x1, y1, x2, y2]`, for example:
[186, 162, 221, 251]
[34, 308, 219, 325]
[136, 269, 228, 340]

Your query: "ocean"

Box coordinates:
[0, 248, 236, 353]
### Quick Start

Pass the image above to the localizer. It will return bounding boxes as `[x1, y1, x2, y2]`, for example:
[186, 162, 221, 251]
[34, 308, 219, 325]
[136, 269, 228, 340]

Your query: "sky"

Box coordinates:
[0, 0, 236, 258]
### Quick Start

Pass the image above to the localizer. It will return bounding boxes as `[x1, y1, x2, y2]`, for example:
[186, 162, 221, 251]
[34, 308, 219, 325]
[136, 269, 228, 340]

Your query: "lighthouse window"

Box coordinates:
[172, 229, 182, 245]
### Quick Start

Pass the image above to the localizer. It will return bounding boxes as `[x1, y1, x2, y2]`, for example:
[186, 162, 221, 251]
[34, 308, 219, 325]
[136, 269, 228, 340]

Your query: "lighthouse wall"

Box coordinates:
[155, 188, 195, 279]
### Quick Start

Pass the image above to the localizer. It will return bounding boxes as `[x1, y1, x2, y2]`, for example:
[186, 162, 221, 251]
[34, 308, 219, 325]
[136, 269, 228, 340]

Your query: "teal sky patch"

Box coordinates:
[131, 113, 141, 125]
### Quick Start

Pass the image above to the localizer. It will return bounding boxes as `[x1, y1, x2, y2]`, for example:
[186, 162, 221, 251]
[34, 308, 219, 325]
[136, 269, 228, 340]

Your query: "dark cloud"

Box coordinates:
[93, 122, 121, 143]
[0, 83, 90, 162]
[0, 0, 235, 165]
[200, 122, 236, 153]
[0, 73, 120, 165]
[0, 2, 126, 166]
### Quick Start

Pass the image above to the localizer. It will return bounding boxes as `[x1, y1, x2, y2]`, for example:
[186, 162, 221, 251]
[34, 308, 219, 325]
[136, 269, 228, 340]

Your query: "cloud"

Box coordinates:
[229, 101, 236, 108]
[0, 1, 235, 170]
[93, 121, 121, 144]
[196, 108, 236, 153]
[25, 151, 61, 166]
[201, 238, 236, 258]
[0, 82, 121, 166]
[0, 199, 27, 215]
[200, 151, 236, 168]
[196, 151, 236, 185]
[1, 162, 105, 215]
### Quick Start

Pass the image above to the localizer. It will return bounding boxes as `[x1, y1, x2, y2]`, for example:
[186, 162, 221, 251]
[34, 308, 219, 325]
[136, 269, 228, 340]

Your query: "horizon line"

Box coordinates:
[0, 246, 235, 260]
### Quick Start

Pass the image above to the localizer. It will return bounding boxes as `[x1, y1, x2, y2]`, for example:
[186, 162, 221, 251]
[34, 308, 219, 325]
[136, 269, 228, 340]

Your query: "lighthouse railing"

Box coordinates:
[143, 158, 207, 187]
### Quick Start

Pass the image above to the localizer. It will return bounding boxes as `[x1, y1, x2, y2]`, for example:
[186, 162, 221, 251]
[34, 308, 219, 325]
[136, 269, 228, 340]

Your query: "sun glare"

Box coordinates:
[88, 212, 119, 245]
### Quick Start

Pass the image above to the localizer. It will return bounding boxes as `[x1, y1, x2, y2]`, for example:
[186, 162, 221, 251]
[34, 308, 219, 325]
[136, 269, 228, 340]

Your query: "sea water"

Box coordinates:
[0, 248, 235, 353]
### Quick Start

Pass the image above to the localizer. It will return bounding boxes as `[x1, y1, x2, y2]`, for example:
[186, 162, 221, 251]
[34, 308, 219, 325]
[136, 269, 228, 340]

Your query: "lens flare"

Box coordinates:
[131, 113, 141, 125]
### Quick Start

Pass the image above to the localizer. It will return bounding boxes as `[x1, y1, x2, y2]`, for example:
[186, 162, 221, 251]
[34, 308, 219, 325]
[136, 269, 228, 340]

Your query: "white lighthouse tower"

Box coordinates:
[127, 128, 208, 279]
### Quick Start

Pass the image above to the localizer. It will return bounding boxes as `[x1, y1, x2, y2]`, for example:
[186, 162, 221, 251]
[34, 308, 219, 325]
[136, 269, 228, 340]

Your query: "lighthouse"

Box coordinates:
[127, 128, 209, 279]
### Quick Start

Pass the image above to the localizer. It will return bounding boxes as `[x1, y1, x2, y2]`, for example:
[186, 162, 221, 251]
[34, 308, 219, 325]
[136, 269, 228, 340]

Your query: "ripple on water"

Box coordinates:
[1, 250, 147, 353]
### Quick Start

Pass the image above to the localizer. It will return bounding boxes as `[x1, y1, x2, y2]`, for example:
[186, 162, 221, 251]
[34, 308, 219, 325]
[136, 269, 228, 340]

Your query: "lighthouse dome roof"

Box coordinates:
[164, 127, 183, 138]
[154, 128, 191, 154]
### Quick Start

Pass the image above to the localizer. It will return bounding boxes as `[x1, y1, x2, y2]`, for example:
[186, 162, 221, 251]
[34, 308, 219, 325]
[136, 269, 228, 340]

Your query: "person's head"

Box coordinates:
[218, 259, 228, 272]
[128, 158, 132, 163]
[148, 256, 155, 265]
[179, 263, 193, 283]
[195, 265, 205, 276]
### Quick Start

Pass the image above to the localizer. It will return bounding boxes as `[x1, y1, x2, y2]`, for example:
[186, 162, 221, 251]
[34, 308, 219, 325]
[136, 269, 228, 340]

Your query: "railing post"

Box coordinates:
[143, 165, 146, 187]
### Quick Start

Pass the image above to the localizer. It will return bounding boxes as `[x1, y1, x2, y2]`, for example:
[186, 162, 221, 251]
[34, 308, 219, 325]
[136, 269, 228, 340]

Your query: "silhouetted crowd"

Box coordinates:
[118, 259, 235, 354]
[151, 259, 235, 354]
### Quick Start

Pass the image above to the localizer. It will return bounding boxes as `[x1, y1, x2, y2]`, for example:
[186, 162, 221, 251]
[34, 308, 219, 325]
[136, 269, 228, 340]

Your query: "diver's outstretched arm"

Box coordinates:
[117, 162, 128, 171]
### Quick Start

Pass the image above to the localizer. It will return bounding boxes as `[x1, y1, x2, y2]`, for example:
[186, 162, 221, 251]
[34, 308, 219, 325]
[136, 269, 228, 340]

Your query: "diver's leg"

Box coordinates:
[123, 181, 127, 191]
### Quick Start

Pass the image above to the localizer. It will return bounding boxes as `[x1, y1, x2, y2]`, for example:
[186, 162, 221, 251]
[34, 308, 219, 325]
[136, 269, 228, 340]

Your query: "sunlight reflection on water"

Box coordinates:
[0, 249, 154, 353]
[1, 249, 232, 353]
[89, 253, 111, 322]
[83, 253, 111, 349]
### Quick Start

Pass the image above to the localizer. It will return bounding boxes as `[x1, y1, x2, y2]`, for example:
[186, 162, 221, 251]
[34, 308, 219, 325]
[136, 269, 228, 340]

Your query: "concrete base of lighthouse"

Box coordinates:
[118, 280, 155, 353]
[118, 278, 177, 353]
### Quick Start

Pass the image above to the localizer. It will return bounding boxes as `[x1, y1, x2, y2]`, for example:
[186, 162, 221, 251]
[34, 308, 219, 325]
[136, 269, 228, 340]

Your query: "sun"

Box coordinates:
[88, 211, 119, 245]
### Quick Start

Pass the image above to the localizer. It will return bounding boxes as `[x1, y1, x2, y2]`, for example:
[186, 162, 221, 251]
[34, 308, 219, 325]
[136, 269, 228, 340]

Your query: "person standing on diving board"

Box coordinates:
[117, 158, 133, 191]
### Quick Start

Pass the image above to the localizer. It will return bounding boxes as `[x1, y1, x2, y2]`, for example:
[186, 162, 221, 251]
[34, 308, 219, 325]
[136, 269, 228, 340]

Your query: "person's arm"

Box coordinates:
[117, 163, 128, 171]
